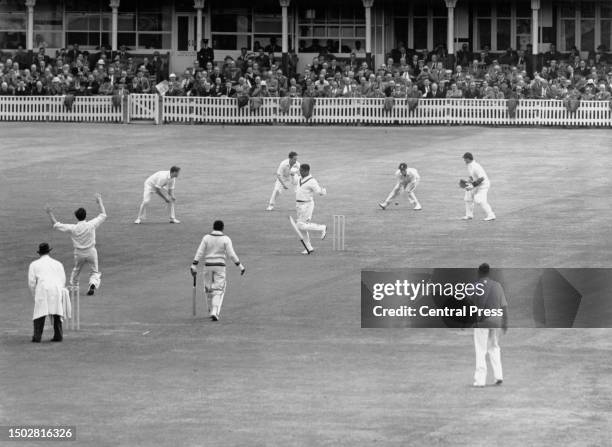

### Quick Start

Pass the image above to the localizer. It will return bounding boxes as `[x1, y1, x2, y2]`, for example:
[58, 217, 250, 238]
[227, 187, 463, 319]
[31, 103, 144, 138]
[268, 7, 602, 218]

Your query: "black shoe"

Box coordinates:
[51, 337, 63, 342]
[87, 284, 95, 296]
[31, 337, 41, 343]
[495, 379, 503, 386]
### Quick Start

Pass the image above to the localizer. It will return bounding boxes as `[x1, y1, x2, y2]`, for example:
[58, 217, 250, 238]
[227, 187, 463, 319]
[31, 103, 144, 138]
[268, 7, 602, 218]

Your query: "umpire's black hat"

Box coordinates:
[37, 242, 52, 255]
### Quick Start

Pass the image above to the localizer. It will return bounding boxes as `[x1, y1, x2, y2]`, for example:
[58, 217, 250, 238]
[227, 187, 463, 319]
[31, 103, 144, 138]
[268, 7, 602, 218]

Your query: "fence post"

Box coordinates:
[156, 95, 161, 125]
[444, 99, 449, 125]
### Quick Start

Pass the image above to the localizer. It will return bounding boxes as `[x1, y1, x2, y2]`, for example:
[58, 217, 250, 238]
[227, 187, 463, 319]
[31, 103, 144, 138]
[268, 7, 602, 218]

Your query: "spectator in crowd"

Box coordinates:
[594, 44, 608, 65]
[456, 43, 472, 67]
[1, 40, 611, 104]
[543, 43, 561, 64]
[150, 51, 164, 83]
[446, 82, 464, 98]
[13, 45, 28, 69]
[66, 43, 80, 64]
[197, 39, 214, 69]
[265, 37, 281, 53]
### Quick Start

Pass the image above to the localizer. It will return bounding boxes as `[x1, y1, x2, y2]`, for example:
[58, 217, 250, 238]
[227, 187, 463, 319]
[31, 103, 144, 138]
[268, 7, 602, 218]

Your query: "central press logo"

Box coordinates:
[361, 268, 612, 328]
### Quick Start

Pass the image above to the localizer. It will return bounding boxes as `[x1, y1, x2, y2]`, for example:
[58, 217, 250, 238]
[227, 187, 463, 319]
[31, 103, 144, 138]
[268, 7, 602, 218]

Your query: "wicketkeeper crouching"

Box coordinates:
[190, 220, 246, 321]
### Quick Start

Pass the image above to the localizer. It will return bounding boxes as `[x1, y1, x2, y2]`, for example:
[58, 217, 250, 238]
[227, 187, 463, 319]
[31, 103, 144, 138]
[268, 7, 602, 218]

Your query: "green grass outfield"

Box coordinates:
[1, 123, 611, 446]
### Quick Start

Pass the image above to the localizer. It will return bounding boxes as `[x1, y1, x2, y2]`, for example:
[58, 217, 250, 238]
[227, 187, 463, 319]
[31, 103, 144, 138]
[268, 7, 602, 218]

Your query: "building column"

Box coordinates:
[194, 0, 205, 51]
[445, 0, 458, 68]
[531, 0, 540, 75]
[205, 2, 212, 41]
[280, 0, 290, 73]
[25, 0, 36, 51]
[110, 0, 120, 52]
[363, 0, 374, 68]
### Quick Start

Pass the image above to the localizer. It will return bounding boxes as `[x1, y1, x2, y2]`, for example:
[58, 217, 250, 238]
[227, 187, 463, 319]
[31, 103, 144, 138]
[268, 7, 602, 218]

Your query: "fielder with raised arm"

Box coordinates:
[460, 152, 496, 221]
[135, 166, 181, 224]
[190, 220, 246, 321]
[267, 151, 300, 211]
[378, 162, 422, 210]
[295, 163, 327, 254]
[45, 193, 107, 296]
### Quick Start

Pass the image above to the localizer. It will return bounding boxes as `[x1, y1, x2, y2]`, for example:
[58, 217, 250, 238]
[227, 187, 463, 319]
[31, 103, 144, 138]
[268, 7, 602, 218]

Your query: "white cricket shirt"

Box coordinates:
[277, 159, 300, 182]
[296, 175, 324, 202]
[54, 213, 107, 251]
[396, 168, 420, 185]
[467, 161, 490, 188]
[193, 231, 240, 266]
[145, 171, 176, 190]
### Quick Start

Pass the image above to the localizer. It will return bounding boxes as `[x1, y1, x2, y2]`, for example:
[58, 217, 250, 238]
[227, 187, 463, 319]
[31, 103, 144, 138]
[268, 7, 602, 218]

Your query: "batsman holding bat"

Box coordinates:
[293, 163, 327, 255]
[190, 220, 245, 321]
[134, 166, 181, 224]
[459, 153, 496, 221]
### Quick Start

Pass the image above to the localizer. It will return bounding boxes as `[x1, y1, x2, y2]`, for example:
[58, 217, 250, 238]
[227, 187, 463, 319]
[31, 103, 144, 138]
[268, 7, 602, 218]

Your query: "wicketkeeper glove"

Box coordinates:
[459, 179, 470, 188]
[237, 262, 246, 276]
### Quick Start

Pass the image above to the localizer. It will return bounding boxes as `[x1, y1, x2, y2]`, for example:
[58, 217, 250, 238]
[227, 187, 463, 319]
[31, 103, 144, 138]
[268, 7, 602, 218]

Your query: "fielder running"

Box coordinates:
[378, 163, 422, 210]
[461, 152, 496, 221]
[45, 193, 107, 296]
[134, 166, 181, 224]
[266, 151, 300, 211]
[190, 220, 246, 321]
[295, 163, 327, 254]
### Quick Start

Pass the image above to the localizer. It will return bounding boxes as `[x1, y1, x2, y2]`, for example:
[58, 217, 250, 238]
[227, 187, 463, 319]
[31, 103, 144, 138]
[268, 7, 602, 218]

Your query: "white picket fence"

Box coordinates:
[0, 95, 610, 126]
[161, 96, 612, 127]
[0, 95, 123, 122]
[127, 94, 159, 124]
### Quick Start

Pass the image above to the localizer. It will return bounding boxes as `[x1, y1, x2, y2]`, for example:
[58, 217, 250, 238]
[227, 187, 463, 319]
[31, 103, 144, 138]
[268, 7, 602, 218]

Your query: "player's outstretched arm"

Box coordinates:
[95, 193, 107, 217]
[44, 205, 58, 225]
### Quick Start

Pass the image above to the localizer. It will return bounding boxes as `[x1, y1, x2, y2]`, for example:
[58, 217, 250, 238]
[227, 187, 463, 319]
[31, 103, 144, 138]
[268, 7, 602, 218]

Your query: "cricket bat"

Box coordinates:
[192, 273, 197, 316]
[289, 216, 312, 254]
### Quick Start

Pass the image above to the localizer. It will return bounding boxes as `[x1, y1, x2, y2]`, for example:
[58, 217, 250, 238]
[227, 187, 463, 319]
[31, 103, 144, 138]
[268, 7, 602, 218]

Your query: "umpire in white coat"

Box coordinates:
[28, 243, 68, 343]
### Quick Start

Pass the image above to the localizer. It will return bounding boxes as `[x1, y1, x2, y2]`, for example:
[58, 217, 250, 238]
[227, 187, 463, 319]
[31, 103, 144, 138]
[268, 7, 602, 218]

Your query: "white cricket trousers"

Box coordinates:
[296, 201, 325, 251]
[464, 186, 494, 218]
[269, 179, 291, 206]
[473, 328, 503, 386]
[137, 186, 176, 220]
[204, 265, 227, 318]
[70, 247, 101, 288]
[383, 180, 420, 206]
